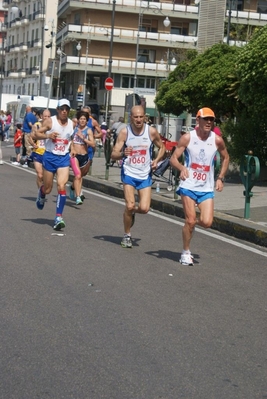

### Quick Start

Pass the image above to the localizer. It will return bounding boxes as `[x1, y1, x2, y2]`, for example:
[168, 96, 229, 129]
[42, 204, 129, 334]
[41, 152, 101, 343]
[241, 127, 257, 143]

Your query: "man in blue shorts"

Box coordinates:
[170, 107, 229, 265]
[111, 105, 165, 248]
[31, 99, 75, 230]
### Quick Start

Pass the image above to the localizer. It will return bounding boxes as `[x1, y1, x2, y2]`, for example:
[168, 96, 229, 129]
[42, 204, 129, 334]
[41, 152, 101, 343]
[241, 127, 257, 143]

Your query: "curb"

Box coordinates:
[70, 174, 267, 248]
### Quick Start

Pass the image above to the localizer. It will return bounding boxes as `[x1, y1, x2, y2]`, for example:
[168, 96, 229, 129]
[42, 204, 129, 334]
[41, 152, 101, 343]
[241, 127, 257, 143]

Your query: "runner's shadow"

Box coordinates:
[21, 218, 54, 228]
[94, 235, 141, 247]
[145, 249, 199, 264]
[20, 196, 39, 203]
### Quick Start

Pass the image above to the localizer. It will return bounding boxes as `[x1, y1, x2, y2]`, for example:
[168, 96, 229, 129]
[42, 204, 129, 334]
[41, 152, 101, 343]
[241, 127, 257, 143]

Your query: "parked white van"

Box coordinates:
[6, 96, 58, 124]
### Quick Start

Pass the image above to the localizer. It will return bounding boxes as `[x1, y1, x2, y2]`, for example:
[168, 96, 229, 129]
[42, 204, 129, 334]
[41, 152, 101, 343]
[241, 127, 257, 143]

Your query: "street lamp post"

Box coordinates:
[82, 20, 91, 107]
[134, 2, 170, 91]
[56, 47, 62, 100]
[39, 0, 45, 96]
[227, 0, 234, 45]
[105, 0, 116, 124]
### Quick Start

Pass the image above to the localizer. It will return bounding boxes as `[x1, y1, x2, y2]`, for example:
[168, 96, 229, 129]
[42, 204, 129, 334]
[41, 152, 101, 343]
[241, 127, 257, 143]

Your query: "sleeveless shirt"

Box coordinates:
[45, 115, 73, 155]
[33, 121, 45, 155]
[72, 126, 88, 145]
[122, 123, 152, 180]
[179, 129, 217, 192]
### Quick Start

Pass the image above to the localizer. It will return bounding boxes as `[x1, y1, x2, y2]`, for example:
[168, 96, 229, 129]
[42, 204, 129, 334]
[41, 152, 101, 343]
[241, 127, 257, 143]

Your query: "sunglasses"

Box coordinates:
[59, 106, 70, 111]
[202, 117, 215, 122]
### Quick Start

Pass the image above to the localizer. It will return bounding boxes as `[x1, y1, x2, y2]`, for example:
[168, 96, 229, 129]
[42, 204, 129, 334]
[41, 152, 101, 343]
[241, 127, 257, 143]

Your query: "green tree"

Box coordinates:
[155, 44, 240, 117]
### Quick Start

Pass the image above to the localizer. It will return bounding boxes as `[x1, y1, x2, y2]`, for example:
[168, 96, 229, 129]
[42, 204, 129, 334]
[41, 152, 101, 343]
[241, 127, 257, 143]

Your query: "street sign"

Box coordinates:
[105, 77, 114, 91]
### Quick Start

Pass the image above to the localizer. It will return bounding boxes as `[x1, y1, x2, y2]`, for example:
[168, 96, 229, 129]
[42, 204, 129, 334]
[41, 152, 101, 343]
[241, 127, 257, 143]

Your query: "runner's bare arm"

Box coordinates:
[111, 128, 127, 160]
[170, 134, 190, 180]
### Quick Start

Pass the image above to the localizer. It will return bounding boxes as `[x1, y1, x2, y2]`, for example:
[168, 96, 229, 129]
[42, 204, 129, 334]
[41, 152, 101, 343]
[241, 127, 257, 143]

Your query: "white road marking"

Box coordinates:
[82, 188, 267, 258]
[8, 163, 267, 258]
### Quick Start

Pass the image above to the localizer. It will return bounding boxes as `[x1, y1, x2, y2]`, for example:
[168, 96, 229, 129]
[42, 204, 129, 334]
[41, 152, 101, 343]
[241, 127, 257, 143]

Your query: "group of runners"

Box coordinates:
[28, 100, 229, 265]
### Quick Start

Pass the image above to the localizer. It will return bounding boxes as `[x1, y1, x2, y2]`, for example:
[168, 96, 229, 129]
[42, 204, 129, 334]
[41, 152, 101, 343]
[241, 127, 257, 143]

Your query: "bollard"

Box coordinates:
[104, 135, 114, 180]
[240, 151, 260, 219]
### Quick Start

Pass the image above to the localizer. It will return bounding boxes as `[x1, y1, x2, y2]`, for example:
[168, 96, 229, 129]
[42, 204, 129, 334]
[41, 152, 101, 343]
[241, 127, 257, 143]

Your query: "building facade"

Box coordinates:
[2, 0, 267, 117]
[2, 0, 57, 99]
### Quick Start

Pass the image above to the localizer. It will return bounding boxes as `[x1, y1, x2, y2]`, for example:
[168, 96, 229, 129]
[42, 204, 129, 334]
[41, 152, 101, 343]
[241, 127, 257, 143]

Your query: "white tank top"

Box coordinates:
[45, 115, 73, 155]
[122, 123, 152, 180]
[179, 129, 217, 192]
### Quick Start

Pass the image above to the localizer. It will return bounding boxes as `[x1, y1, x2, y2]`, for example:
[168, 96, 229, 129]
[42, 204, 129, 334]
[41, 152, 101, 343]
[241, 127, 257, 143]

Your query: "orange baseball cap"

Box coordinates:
[196, 107, 215, 118]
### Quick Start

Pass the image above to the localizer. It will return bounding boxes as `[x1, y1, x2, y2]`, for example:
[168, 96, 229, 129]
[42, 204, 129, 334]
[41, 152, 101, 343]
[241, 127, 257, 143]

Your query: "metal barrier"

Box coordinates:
[240, 151, 260, 219]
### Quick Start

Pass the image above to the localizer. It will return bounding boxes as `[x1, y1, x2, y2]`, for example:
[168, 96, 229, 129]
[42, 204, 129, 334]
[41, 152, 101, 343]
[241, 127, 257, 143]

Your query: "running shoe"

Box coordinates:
[76, 196, 83, 205]
[69, 185, 75, 200]
[121, 235, 132, 248]
[80, 190, 85, 202]
[53, 216, 66, 230]
[130, 212, 135, 228]
[12, 161, 20, 165]
[179, 253, 194, 266]
[36, 189, 46, 210]
[22, 163, 28, 168]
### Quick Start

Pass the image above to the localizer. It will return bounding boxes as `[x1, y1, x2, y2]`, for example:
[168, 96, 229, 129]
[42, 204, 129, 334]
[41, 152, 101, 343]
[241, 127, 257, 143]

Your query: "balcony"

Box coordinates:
[58, 24, 197, 51]
[2, 2, 8, 8]
[62, 55, 176, 77]
[18, 69, 26, 78]
[31, 66, 40, 76]
[8, 69, 19, 78]
[19, 43, 28, 51]
[21, 18, 29, 26]
[0, 23, 7, 32]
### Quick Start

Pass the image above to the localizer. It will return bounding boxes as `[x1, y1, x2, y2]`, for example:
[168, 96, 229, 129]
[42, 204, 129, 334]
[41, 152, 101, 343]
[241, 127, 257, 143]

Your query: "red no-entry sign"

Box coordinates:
[105, 77, 114, 91]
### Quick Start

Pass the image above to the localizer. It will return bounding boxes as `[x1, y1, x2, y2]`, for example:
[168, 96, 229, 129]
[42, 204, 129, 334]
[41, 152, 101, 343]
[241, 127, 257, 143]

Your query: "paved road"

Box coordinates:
[1, 164, 267, 399]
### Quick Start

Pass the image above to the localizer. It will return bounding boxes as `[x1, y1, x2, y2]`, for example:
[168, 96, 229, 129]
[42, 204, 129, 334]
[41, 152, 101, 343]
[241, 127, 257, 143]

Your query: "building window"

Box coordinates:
[258, 0, 267, 13]
[140, 19, 158, 33]
[137, 48, 155, 63]
[74, 13, 80, 25]
[120, 75, 156, 89]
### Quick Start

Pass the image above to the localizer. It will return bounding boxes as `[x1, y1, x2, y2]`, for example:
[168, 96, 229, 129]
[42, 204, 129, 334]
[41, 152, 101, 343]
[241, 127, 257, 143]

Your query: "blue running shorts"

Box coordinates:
[43, 151, 70, 173]
[121, 173, 152, 190]
[76, 153, 89, 168]
[88, 147, 95, 161]
[32, 153, 43, 164]
[177, 187, 214, 204]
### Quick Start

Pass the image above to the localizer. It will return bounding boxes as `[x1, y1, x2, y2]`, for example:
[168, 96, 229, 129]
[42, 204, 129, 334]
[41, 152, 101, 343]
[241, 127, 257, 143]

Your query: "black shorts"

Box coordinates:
[76, 153, 89, 168]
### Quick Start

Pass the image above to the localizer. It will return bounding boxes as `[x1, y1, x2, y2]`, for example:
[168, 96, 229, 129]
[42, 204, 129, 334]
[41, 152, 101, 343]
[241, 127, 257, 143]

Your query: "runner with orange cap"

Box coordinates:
[170, 107, 229, 265]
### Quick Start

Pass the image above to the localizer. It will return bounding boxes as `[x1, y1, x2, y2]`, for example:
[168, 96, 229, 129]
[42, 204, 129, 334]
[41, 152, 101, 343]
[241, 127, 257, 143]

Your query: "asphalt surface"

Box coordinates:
[0, 162, 267, 399]
[2, 138, 267, 247]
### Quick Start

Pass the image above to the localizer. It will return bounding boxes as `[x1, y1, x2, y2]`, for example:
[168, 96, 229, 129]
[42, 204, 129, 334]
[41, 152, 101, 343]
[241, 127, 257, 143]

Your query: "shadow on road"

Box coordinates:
[94, 235, 141, 247]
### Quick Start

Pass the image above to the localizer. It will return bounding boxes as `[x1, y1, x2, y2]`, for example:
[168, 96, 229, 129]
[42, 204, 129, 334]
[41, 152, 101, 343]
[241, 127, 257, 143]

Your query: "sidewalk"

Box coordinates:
[77, 152, 267, 247]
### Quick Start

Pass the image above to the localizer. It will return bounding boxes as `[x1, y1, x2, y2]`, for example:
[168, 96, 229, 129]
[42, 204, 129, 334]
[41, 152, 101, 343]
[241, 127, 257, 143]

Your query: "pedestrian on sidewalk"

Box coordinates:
[3, 110, 12, 142]
[170, 107, 229, 265]
[31, 99, 75, 231]
[22, 105, 38, 167]
[111, 105, 166, 248]
[11, 123, 23, 165]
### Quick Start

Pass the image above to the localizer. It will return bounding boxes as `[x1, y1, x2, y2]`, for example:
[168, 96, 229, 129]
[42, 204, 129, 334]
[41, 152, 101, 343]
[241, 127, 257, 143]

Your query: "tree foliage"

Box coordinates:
[155, 29, 267, 164]
[155, 44, 240, 117]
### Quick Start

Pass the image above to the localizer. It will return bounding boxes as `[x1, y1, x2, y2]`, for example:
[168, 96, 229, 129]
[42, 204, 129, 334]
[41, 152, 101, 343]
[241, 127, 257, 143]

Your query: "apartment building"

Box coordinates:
[2, 0, 267, 116]
[0, 0, 7, 109]
[2, 0, 57, 99]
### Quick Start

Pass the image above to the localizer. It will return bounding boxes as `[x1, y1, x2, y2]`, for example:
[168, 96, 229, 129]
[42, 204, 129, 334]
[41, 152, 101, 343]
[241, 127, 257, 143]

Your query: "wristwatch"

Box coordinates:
[217, 177, 225, 183]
